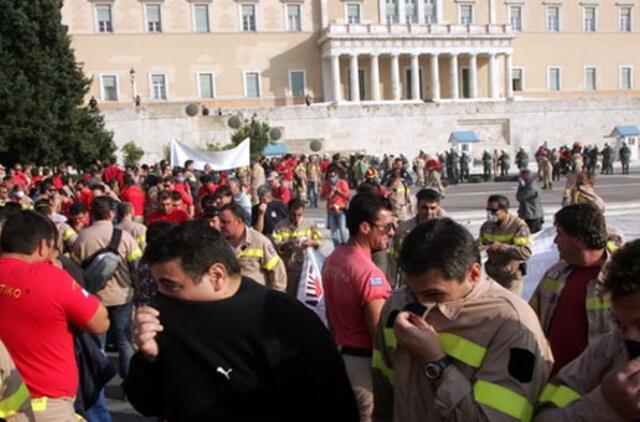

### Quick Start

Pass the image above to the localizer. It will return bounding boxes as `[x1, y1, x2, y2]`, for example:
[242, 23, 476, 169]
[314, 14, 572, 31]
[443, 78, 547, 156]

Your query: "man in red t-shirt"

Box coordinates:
[147, 190, 191, 225]
[121, 175, 145, 222]
[322, 193, 395, 421]
[0, 211, 109, 421]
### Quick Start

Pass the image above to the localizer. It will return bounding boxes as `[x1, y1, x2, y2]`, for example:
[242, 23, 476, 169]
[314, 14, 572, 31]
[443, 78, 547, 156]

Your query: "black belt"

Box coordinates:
[340, 346, 372, 358]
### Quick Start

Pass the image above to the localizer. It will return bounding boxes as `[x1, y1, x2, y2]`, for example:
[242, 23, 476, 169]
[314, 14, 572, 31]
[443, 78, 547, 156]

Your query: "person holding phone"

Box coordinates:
[534, 240, 640, 421]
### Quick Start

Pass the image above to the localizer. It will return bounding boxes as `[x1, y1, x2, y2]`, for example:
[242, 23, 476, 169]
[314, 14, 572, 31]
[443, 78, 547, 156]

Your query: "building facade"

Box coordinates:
[63, 0, 640, 108]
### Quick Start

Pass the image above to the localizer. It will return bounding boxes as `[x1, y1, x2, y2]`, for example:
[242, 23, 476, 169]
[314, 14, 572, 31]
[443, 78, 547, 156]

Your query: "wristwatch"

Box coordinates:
[423, 356, 452, 381]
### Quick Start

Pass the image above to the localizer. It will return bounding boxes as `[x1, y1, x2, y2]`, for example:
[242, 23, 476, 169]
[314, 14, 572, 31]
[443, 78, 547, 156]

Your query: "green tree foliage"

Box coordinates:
[205, 142, 235, 152]
[229, 115, 272, 160]
[0, 0, 116, 167]
[121, 141, 145, 168]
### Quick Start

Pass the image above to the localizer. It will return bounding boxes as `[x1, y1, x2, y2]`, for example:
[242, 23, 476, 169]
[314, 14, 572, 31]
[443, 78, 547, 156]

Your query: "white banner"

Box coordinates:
[296, 248, 327, 326]
[170, 138, 250, 171]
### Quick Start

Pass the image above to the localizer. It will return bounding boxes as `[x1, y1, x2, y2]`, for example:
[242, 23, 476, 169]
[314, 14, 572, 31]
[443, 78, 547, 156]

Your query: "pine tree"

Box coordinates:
[0, 0, 116, 168]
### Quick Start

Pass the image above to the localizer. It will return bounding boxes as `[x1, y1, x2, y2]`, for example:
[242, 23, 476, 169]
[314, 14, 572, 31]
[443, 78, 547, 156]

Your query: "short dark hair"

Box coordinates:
[200, 194, 216, 209]
[201, 206, 221, 220]
[158, 190, 172, 202]
[400, 218, 480, 281]
[91, 196, 114, 221]
[214, 185, 232, 199]
[117, 202, 134, 220]
[554, 203, 607, 250]
[220, 202, 245, 222]
[416, 188, 441, 203]
[346, 193, 392, 237]
[69, 202, 87, 216]
[603, 240, 640, 300]
[144, 220, 241, 282]
[89, 183, 106, 194]
[124, 174, 136, 187]
[171, 191, 182, 202]
[0, 211, 56, 254]
[146, 221, 174, 245]
[288, 198, 305, 212]
[487, 195, 510, 210]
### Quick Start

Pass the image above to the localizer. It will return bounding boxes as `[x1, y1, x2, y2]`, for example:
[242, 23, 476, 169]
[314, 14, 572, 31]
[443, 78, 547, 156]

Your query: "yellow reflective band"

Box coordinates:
[439, 333, 487, 368]
[387, 247, 399, 259]
[474, 380, 533, 422]
[272, 232, 284, 242]
[237, 248, 264, 259]
[136, 235, 146, 246]
[586, 297, 611, 311]
[0, 382, 29, 418]
[273, 229, 312, 241]
[513, 236, 532, 246]
[607, 241, 620, 253]
[539, 383, 581, 408]
[482, 233, 515, 243]
[263, 255, 280, 271]
[32, 397, 48, 412]
[372, 350, 394, 385]
[127, 248, 143, 263]
[62, 228, 76, 241]
[383, 328, 397, 350]
[311, 231, 323, 240]
[542, 278, 564, 294]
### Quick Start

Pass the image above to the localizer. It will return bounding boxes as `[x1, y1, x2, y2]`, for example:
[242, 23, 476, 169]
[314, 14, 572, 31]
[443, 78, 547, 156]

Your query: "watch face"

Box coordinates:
[424, 363, 440, 380]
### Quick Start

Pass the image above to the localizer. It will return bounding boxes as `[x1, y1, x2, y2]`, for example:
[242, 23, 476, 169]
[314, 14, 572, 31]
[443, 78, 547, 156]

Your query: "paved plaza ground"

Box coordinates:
[108, 169, 640, 421]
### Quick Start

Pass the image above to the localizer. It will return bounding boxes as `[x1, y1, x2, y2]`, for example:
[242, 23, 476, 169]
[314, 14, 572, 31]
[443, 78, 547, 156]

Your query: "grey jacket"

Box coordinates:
[516, 179, 544, 220]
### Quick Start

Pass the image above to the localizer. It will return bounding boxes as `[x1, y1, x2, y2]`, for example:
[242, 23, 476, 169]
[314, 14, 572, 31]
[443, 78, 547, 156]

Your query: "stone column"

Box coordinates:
[320, 0, 329, 28]
[489, 53, 499, 99]
[398, 0, 406, 24]
[370, 53, 381, 101]
[391, 53, 401, 100]
[349, 54, 360, 101]
[504, 53, 513, 99]
[450, 53, 459, 100]
[411, 53, 420, 100]
[417, 0, 425, 23]
[322, 57, 332, 101]
[331, 54, 341, 102]
[469, 53, 478, 99]
[430, 53, 440, 100]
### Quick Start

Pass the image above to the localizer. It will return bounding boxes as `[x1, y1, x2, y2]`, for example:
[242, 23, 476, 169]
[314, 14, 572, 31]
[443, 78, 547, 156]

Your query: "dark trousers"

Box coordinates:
[525, 218, 544, 234]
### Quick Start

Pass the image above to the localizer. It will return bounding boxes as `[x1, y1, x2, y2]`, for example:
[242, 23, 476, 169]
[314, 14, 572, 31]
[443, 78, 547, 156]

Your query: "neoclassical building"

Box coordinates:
[63, 0, 640, 108]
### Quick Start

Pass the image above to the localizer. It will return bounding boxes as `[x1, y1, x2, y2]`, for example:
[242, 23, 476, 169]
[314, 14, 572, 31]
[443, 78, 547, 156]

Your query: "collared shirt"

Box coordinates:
[232, 227, 287, 292]
[116, 219, 147, 250]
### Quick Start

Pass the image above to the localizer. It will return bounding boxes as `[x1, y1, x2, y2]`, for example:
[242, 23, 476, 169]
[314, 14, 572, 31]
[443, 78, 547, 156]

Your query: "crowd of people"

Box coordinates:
[0, 139, 637, 422]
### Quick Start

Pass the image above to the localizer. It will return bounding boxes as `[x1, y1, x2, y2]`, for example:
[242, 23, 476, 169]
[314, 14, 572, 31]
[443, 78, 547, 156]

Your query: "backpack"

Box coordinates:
[81, 228, 123, 294]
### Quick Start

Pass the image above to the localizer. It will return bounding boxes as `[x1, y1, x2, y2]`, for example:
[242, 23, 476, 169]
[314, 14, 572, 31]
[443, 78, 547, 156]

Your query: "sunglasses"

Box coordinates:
[486, 208, 500, 214]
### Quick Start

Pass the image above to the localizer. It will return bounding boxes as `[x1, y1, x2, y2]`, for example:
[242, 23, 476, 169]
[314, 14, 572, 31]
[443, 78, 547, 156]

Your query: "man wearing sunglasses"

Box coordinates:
[478, 195, 532, 296]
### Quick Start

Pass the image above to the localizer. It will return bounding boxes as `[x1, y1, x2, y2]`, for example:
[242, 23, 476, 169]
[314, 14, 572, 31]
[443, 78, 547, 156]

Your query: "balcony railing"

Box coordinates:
[323, 23, 514, 37]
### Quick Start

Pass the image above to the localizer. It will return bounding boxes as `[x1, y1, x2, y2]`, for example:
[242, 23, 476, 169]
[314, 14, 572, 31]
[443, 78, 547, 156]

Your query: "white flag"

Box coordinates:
[296, 248, 327, 326]
[170, 138, 250, 171]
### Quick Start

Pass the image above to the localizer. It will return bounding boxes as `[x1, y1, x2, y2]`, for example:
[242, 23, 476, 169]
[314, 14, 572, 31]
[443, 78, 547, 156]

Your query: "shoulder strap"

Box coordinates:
[108, 228, 122, 253]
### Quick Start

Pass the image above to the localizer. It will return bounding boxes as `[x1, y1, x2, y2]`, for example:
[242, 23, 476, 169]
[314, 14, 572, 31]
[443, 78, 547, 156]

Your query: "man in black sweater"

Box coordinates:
[124, 220, 358, 421]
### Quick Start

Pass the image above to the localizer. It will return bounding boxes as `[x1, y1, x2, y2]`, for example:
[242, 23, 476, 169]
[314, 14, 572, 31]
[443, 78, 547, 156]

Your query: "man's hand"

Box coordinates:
[134, 306, 163, 361]
[258, 203, 267, 214]
[487, 242, 503, 252]
[602, 358, 640, 420]
[394, 312, 444, 363]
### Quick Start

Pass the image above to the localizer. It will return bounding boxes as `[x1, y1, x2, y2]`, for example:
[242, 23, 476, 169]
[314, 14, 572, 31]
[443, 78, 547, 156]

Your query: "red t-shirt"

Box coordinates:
[121, 186, 145, 217]
[0, 258, 100, 398]
[547, 265, 600, 376]
[147, 209, 191, 225]
[272, 186, 291, 204]
[322, 245, 391, 349]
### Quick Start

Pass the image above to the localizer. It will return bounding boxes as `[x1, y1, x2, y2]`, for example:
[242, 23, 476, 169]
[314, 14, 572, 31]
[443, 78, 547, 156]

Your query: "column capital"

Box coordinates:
[369, 52, 380, 57]
[349, 52, 359, 58]
[411, 52, 420, 58]
[449, 52, 459, 58]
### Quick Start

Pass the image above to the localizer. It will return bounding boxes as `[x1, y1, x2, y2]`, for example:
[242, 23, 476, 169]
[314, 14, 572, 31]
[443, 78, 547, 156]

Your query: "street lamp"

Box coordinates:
[129, 67, 137, 105]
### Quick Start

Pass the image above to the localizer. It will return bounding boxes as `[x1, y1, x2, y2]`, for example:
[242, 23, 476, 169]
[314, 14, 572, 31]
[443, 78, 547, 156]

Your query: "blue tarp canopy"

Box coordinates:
[609, 125, 640, 138]
[450, 131, 481, 143]
[262, 142, 288, 156]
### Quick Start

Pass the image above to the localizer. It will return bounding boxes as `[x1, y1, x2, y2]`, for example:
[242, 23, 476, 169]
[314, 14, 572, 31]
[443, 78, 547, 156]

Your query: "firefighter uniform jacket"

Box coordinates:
[478, 213, 532, 288]
[373, 278, 553, 422]
[534, 332, 626, 421]
[233, 227, 287, 292]
[0, 340, 33, 421]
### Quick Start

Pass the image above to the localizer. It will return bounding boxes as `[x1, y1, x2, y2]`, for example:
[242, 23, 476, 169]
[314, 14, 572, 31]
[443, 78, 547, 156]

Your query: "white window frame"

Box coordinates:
[582, 5, 597, 32]
[423, 0, 438, 24]
[284, 3, 303, 31]
[288, 69, 306, 98]
[584, 66, 597, 90]
[508, 4, 523, 31]
[144, 3, 163, 33]
[99, 73, 119, 102]
[385, 0, 399, 24]
[546, 5, 560, 32]
[345, 2, 362, 24]
[196, 72, 216, 99]
[239, 3, 257, 32]
[149, 73, 168, 100]
[405, 0, 418, 23]
[511, 67, 525, 92]
[619, 66, 634, 90]
[192, 3, 211, 33]
[547, 66, 561, 91]
[94, 3, 114, 33]
[243, 70, 261, 98]
[459, 3, 474, 25]
[619, 6, 632, 32]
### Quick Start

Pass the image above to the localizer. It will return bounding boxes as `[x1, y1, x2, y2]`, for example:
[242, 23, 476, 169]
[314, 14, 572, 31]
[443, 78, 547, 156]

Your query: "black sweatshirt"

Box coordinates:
[124, 277, 359, 422]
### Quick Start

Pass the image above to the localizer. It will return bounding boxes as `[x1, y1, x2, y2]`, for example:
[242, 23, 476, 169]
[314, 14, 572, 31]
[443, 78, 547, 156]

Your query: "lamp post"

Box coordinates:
[129, 67, 137, 105]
